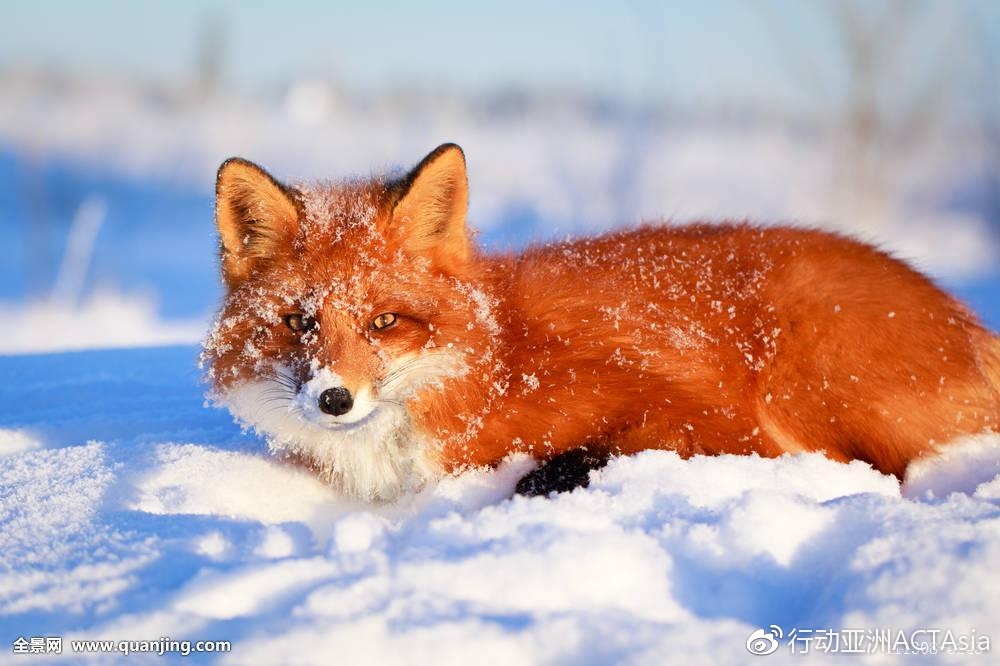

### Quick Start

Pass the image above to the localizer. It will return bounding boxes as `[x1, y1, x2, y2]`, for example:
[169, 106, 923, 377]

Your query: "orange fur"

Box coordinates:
[204, 145, 1000, 486]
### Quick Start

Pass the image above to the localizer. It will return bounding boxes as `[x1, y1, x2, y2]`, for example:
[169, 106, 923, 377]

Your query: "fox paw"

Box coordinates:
[515, 448, 610, 496]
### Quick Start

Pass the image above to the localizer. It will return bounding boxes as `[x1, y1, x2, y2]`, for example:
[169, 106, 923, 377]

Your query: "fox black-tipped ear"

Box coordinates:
[390, 143, 470, 272]
[215, 158, 299, 287]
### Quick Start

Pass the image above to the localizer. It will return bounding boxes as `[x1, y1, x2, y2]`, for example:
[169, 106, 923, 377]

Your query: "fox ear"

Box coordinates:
[390, 143, 470, 271]
[215, 158, 299, 287]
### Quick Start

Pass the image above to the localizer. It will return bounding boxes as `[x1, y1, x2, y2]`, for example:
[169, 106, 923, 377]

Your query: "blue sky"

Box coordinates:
[1, 1, 997, 114]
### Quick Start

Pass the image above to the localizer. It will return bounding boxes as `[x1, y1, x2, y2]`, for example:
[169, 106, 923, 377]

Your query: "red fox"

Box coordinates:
[202, 143, 1000, 500]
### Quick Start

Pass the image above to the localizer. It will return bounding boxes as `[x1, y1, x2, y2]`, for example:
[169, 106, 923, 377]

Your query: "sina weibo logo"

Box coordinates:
[746, 626, 783, 656]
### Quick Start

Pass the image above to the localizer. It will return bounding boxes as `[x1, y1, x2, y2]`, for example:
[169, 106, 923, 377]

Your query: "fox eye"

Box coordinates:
[284, 313, 316, 333]
[370, 313, 398, 331]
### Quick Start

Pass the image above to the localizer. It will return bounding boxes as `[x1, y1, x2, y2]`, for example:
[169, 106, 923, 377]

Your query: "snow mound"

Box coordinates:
[0, 292, 205, 355]
[902, 434, 1000, 500]
[0, 429, 40, 458]
[0, 346, 997, 664]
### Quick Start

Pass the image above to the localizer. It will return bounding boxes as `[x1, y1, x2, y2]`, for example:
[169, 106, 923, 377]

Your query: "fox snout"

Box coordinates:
[319, 386, 354, 416]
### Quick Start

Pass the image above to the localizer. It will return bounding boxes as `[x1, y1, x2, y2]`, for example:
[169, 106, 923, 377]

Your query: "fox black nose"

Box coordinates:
[319, 387, 353, 416]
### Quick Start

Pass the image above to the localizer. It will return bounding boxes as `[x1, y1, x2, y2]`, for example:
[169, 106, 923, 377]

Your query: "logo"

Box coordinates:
[747, 626, 783, 656]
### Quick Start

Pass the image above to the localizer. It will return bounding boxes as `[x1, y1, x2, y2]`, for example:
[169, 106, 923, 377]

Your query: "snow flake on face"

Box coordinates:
[295, 181, 381, 245]
[521, 372, 540, 394]
[453, 281, 501, 338]
[291, 362, 345, 417]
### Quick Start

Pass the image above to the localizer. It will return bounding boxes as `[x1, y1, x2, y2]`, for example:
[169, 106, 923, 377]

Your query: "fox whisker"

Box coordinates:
[374, 398, 406, 408]
[378, 356, 455, 396]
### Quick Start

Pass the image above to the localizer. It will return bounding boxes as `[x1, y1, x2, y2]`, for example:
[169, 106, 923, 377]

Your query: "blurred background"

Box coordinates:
[1, 0, 998, 354]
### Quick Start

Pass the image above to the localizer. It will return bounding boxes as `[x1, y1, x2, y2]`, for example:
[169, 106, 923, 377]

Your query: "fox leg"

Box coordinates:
[515, 448, 611, 496]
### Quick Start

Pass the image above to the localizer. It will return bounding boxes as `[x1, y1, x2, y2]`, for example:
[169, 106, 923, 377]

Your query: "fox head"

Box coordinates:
[202, 144, 502, 500]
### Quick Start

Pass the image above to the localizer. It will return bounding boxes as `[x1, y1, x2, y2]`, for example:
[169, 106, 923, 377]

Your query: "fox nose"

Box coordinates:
[318, 387, 353, 416]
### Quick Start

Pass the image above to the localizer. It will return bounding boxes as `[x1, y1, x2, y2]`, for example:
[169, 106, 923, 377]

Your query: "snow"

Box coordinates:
[0, 430, 40, 458]
[901, 434, 1000, 500]
[0, 292, 205, 355]
[1, 346, 997, 664]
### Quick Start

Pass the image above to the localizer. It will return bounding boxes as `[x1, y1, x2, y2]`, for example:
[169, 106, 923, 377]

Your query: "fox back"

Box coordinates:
[202, 144, 1000, 500]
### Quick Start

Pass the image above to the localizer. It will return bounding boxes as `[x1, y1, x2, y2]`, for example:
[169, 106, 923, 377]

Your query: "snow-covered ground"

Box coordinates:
[1, 346, 998, 664]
